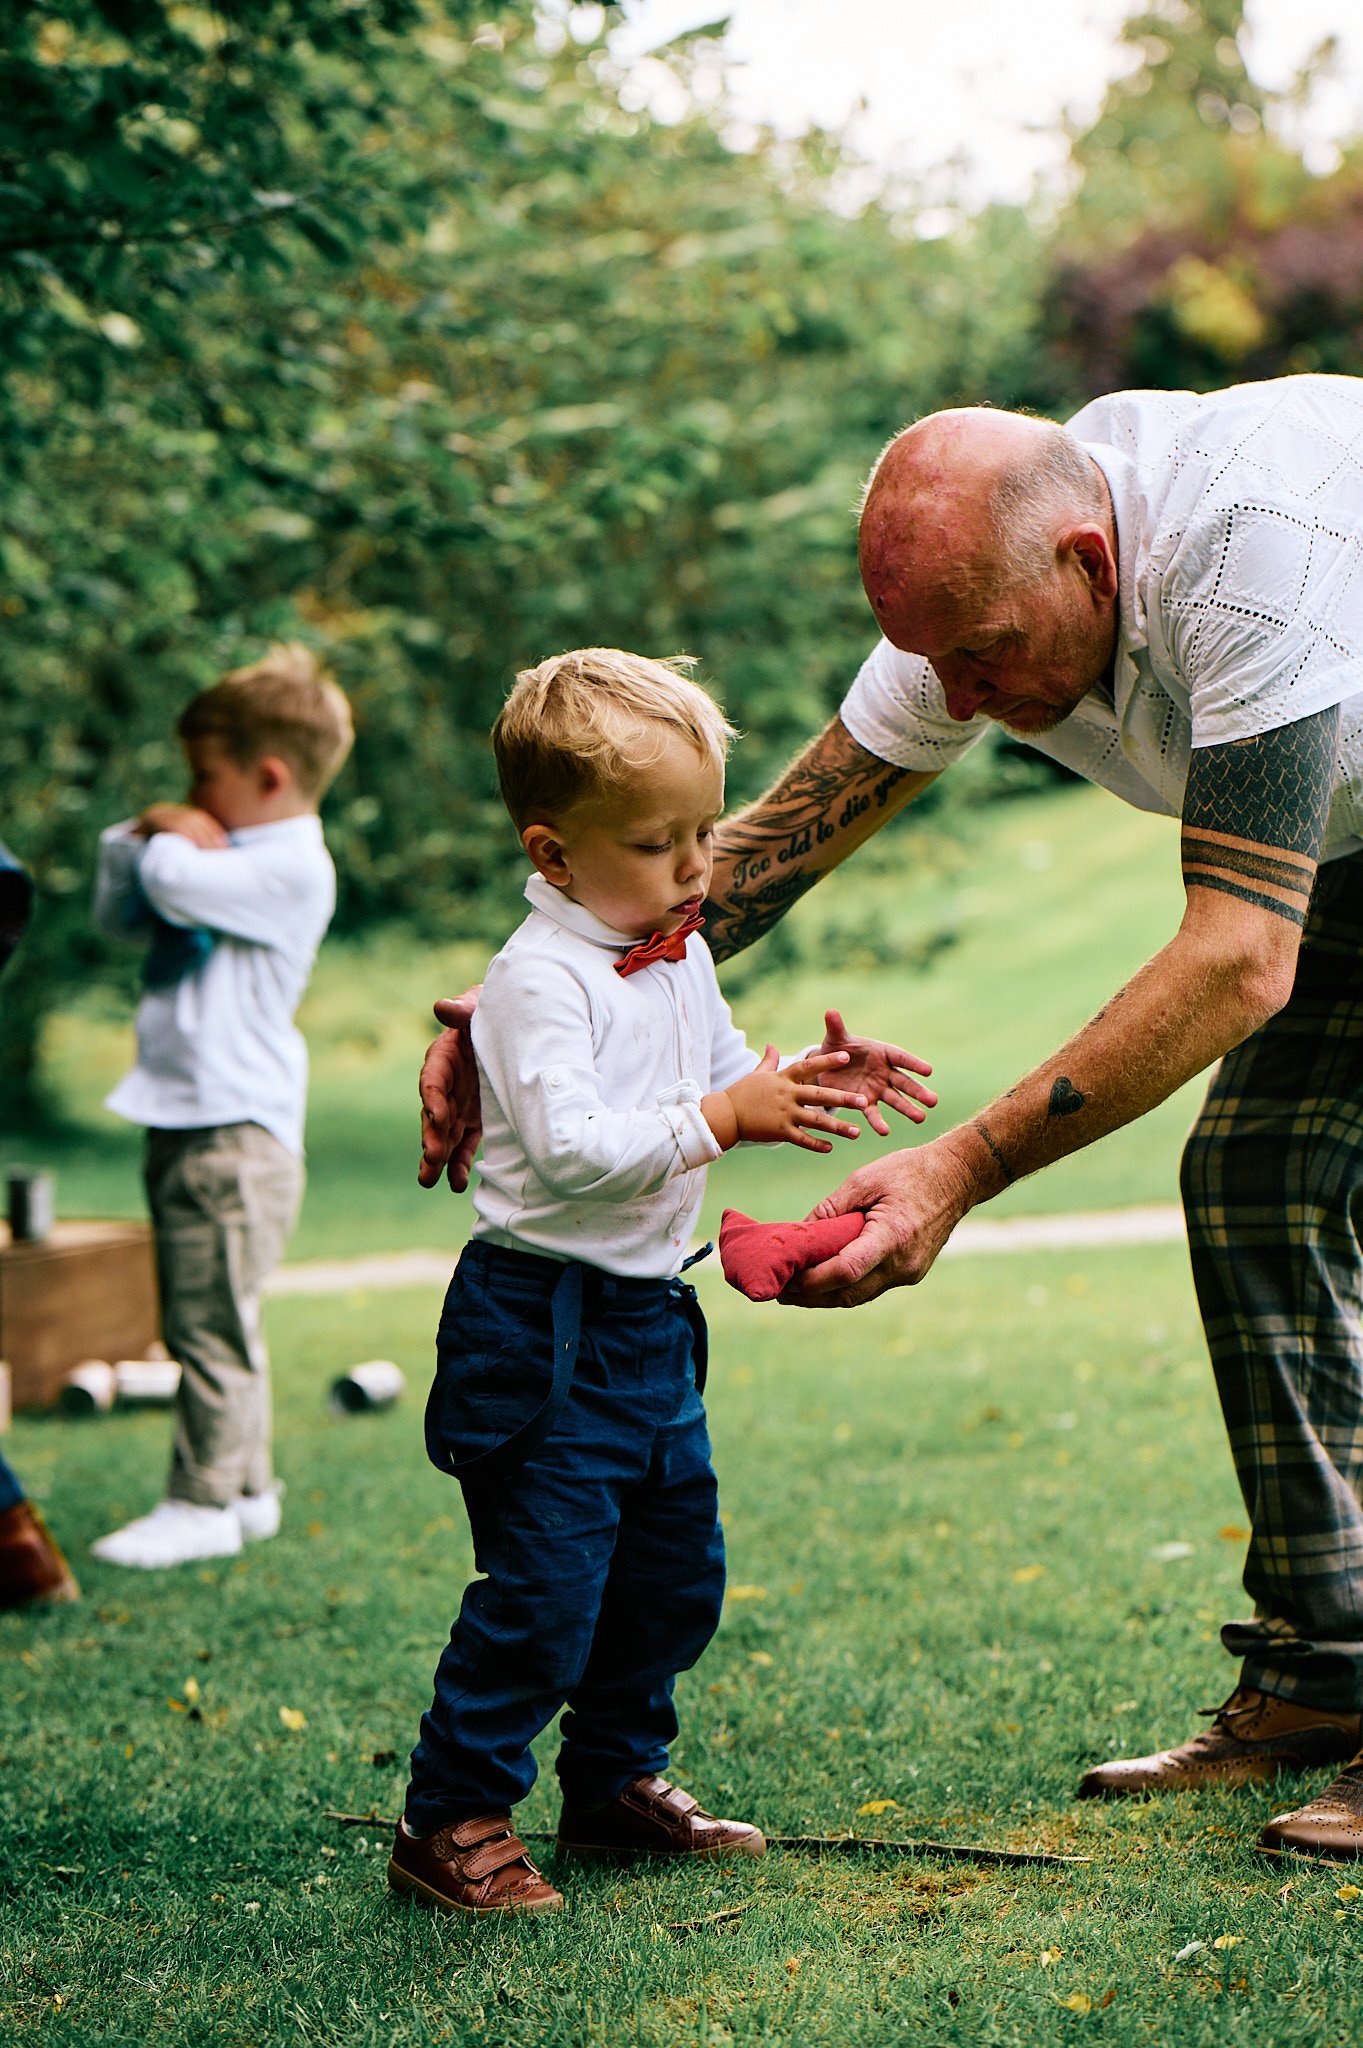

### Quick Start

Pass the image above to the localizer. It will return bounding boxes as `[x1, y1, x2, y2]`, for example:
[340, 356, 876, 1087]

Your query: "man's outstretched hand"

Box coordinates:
[818, 1009, 936, 1133]
[418, 990, 482, 1191]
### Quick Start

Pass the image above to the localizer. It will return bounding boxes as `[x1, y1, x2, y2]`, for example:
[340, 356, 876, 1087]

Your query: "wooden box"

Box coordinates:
[0, 1221, 161, 1412]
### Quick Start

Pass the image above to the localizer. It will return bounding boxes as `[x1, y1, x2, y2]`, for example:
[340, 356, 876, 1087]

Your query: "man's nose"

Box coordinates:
[940, 675, 991, 723]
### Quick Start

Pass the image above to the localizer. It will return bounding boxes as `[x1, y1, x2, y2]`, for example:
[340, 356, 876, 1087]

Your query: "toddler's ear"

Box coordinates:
[522, 822, 571, 888]
[257, 754, 293, 797]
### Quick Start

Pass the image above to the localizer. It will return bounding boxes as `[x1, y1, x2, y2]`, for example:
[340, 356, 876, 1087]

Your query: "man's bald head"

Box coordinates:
[855, 407, 1120, 738]
[858, 408, 1111, 633]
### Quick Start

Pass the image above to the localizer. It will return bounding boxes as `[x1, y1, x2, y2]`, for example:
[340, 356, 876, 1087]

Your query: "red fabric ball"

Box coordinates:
[718, 1207, 865, 1303]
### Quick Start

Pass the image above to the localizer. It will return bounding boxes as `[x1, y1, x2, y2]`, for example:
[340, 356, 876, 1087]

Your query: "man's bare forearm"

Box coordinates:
[947, 910, 1288, 1205]
[704, 716, 932, 961]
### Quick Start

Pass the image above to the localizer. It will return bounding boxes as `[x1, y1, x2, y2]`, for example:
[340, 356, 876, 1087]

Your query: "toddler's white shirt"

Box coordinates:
[471, 875, 761, 1278]
[93, 815, 336, 1156]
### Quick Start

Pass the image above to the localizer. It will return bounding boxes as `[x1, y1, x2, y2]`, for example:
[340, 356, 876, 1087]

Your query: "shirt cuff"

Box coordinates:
[655, 1079, 723, 1172]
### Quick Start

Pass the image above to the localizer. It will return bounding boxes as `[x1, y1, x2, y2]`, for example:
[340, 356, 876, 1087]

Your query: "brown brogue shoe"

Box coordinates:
[387, 1813, 563, 1915]
[557, 1775, 765, 1861]
[0, 1502, 79, 1610]
[1077, 1687, 1361, 1798]
[1261, 1755, 1363, 1860]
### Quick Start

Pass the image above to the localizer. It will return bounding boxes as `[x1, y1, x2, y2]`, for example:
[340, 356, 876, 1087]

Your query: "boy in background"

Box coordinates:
[390, 649, 935, 1915]
[91, 645, 352, 1569]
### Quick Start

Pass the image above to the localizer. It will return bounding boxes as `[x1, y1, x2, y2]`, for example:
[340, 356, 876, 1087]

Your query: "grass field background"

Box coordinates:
[9, 785, 1360, 2044]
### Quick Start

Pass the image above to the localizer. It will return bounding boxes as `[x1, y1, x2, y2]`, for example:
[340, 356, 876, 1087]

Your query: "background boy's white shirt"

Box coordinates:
[471, 874, 761, 1279]
[93, 815, 336, 1156]
[841, 375, 1363, 861]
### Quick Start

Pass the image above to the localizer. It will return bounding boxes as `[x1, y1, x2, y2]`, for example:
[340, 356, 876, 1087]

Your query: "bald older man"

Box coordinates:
[419, 375, 1363, 1859]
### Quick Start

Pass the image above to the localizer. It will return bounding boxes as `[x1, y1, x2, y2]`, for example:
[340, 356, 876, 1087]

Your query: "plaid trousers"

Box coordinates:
[1182, 848, 1363, 1708]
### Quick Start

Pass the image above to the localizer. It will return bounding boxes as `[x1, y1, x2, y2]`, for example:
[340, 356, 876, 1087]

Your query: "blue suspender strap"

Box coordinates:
[669, 1278, 708, 1396]
[443, 1253, 709, 1486]
[447, 1258, 585, 1487]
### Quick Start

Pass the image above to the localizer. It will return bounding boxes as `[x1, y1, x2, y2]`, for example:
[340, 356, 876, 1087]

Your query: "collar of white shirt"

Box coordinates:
[523, 872, 642, 957]
[224, 814, 326, 851]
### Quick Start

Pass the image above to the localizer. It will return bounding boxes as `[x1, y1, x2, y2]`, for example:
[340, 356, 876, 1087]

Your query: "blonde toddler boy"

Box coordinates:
[390, 649, 933, 1915]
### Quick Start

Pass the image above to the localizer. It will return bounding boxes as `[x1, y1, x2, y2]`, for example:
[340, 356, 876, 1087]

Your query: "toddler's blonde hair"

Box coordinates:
[493, 648, 736, 828]
[178, 643, 354, 800]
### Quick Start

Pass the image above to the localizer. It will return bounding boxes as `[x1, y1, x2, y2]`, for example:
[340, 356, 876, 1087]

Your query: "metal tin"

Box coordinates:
[7, 1170, 55, 1242]
[329, 1359, 405, 1415]
[60, 1360, 117, 1415]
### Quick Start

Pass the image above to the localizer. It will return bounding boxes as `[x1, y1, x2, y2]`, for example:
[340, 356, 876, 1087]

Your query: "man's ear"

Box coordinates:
[522, 822, 571, 887]
[1064, 523, 1119, 604]
[256, 755, 293, 798]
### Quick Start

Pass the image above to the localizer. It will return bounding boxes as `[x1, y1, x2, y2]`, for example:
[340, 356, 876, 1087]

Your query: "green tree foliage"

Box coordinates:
[1045, 0, 1362, 398]
[0, 5, 1050, 1115]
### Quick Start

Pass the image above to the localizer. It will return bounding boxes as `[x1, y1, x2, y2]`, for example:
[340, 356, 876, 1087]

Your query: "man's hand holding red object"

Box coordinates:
[720, 1207, 866, 1302]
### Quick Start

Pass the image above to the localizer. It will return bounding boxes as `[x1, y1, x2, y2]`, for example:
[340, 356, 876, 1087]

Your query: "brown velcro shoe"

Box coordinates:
[557, 1775, 765, 1860]
[0, 1502, 79, 1610]
[1077, 1687, 1361, 1798]
[1261, 1755, 1363, 1860]
[387, 1813, 564, 1915]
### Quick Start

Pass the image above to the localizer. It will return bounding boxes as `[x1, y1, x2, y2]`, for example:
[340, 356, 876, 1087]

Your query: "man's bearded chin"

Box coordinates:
[994, 698, 1077, 737]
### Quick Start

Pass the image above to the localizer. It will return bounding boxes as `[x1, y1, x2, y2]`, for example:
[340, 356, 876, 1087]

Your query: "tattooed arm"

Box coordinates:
[704, 717, 935, 962]
[781, 707, 1338, 1309]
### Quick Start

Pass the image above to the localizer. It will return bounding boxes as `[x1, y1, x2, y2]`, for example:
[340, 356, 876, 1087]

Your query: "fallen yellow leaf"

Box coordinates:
[1337, 1885, 1362, 1904]
[1040, 1947, 1061, 1968]
[856, 1799, 899, 1817]
[278, 1706, 307, 1731]
[1012, 1564, 1046, 1584]
[183, 1676, 200, 1705]
[1059, 1993, 1092, 2014]
[727, 1585, 767, 1602]
[1219, 1525, 1250, 1541]
[1211, 1934, 1242, 1950]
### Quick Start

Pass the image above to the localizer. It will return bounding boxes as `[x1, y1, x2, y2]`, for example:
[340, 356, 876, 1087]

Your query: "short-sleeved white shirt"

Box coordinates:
[841, 375, 1363, 862]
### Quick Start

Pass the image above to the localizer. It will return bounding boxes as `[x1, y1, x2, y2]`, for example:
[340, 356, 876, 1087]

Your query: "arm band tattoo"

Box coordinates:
[973, 1118, 1015, 1186]
[1180, 706, 1337, 927]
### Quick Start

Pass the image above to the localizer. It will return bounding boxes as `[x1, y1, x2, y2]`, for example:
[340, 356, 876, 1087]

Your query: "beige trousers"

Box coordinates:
[145, 1123, 304, 1509]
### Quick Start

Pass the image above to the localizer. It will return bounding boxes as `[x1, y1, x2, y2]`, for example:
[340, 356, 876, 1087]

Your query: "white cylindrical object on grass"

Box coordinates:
[61, 1360, 117, 1415]
[330, 1360, 405, 1415]
[115, 1358, 182, 1403]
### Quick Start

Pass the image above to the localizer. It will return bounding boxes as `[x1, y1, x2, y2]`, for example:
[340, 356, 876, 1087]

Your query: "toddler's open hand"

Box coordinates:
[818, 1009, 937, 1134]
[712, 1045, 869, 1154]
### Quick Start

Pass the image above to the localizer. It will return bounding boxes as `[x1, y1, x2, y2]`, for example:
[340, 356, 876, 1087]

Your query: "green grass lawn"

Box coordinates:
[9, 782, 1202, 1263]
[10, 781, 1339, 2045]
[6, 1245, 1363, 2046]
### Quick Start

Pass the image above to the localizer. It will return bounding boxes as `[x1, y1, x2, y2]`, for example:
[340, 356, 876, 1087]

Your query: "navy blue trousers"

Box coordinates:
[405, 1241, 726, 1831]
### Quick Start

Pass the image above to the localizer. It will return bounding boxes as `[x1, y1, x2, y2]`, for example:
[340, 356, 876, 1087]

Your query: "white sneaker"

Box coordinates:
[236, 1486, 283, 1543]
[90, 1499, 243, 1569]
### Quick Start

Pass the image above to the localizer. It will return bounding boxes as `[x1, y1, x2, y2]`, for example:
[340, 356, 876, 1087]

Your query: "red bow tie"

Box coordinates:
[614, 908, 705, 978]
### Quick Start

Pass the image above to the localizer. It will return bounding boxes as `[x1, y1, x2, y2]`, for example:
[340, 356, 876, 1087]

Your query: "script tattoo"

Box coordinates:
[1180, 707, 1337, 928]
[704, 721, 913, 961]
[1048, 1076, 1086, 1118]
